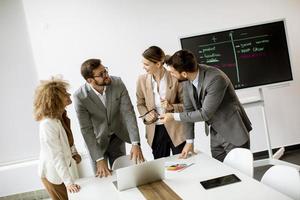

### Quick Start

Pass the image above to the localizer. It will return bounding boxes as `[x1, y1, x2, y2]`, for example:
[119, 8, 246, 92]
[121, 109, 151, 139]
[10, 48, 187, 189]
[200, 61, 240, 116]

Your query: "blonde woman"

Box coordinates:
[136, 46, 186, 159]
[33, 77, 81, 200]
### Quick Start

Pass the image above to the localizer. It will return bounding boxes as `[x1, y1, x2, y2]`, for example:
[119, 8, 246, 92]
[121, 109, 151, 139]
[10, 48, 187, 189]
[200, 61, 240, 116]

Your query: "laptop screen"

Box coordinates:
[113, 158, 165, 191]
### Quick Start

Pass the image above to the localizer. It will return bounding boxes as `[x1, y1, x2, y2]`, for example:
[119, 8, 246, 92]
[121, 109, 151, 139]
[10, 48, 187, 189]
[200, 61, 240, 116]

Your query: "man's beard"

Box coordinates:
[95, 77, 112, 86]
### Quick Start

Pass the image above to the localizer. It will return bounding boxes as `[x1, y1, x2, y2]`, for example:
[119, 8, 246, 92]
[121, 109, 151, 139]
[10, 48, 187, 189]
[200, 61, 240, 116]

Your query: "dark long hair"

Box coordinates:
[142, 46, 165, 64]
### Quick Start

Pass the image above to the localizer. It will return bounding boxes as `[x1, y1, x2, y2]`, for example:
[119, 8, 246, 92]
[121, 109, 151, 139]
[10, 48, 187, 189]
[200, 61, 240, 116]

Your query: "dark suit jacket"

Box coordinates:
[73, 76, 140, 162]
[180, 64, 252, 146]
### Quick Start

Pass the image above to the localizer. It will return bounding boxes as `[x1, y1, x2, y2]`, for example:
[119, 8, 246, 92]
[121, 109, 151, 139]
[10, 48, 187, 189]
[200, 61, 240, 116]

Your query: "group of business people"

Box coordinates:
[33, 46, 252, 200]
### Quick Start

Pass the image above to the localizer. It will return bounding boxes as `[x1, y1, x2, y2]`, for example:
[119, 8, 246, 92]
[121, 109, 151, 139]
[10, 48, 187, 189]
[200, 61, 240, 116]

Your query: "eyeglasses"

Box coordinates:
[93, 67, 109, 78]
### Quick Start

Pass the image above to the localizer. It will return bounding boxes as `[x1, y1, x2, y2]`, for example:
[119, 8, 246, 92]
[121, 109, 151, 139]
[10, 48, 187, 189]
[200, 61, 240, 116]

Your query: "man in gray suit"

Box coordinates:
[161, 50, 252, 161]
[74, 58, 144, 178]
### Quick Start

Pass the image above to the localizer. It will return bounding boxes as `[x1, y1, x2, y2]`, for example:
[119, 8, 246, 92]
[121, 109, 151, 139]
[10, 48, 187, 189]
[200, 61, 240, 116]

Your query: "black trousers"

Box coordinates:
[151, 125, 185, 159]
[106, 134, 126, 168]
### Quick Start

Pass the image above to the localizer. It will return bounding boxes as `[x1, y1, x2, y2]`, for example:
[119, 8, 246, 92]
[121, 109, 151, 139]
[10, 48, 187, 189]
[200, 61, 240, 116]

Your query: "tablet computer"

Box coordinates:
[200, 174, 241, 189]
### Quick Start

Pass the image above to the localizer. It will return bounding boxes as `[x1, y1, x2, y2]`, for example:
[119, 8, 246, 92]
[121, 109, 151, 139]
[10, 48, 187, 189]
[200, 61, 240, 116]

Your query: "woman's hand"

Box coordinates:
[144, 110, 159, 123]
[161, 99, 174, 112]
[67, 183, 80, 193]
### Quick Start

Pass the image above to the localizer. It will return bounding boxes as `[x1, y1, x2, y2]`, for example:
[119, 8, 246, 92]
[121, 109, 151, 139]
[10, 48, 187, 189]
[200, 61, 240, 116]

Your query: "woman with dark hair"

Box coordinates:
[33, 77, 81, 200]
[136, 46, 186, 159]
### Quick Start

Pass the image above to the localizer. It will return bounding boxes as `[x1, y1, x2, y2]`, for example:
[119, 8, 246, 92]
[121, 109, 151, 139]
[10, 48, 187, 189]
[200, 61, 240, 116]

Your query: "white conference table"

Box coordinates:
[69, 153, 292, 200]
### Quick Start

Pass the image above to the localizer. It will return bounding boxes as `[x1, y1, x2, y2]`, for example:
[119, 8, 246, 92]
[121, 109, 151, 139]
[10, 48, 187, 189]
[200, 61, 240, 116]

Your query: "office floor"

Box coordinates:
[254, 148, 300, 181]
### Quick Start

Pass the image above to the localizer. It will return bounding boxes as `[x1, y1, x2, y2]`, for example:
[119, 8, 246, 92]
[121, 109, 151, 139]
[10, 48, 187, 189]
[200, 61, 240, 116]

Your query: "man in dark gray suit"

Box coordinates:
[160, 50, 252, 161]
[74, 58, 144, 178]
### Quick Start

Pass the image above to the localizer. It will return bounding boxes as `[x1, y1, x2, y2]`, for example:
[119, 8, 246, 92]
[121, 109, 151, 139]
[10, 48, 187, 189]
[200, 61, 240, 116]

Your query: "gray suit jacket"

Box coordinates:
[180, 64, 252, 146]
[73, 76, 140, 162]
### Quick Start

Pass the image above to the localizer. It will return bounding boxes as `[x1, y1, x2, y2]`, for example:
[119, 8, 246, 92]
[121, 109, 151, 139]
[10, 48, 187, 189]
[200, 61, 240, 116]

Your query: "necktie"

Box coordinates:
[192, 84, 200, 109]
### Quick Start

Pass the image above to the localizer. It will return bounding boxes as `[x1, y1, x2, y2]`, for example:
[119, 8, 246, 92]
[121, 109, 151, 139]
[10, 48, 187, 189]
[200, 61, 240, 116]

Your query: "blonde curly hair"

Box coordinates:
[33, 76, 70, 121]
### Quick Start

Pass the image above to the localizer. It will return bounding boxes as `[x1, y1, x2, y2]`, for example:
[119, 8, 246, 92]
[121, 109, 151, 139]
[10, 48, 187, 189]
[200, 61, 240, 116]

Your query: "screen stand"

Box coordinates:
[243, 88, 300, 170]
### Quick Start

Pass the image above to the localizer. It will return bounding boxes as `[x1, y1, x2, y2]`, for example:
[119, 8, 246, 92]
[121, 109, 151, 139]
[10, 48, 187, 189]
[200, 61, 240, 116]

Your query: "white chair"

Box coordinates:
[111, 155, 136, 170]
[223, 148, 254, 177]
[261, 165, 300, 200]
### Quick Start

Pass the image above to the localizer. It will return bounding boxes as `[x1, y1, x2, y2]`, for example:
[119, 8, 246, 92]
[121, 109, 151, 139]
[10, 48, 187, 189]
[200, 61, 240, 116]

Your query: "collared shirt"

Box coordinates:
[90, 84, 107, 107]
[191, 69, 200, 94]
[151, 72, 167, 125]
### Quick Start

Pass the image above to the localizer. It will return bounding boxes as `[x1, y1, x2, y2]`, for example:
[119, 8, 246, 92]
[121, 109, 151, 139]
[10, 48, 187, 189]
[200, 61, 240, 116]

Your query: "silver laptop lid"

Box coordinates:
[115, 158, 165, 191]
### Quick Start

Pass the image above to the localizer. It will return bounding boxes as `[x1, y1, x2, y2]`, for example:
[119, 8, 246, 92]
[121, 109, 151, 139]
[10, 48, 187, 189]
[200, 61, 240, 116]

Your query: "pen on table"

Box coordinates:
[177, 163, 195, 172]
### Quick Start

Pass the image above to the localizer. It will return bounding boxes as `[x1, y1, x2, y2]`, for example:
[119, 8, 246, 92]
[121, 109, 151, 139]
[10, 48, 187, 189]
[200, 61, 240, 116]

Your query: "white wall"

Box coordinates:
[1, 0, 300, 196]
[22, 0, 300, 155]
[0, 0, 42, 196]
[0, 0, 39, 164]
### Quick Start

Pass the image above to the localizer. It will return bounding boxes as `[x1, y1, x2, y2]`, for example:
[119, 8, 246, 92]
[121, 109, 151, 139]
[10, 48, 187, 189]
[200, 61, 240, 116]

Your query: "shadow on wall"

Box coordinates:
[0, 0, 39, 197]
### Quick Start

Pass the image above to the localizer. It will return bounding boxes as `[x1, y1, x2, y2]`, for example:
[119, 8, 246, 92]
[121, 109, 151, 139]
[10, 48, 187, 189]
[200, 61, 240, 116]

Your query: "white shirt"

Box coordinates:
[151, 72, 167, 125]
[90, 85, 107, 107]
[191, 69, 200, 93]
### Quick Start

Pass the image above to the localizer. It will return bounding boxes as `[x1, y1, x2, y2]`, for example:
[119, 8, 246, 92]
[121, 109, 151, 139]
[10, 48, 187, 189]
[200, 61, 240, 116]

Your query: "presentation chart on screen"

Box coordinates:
[180, 21, 293, 89]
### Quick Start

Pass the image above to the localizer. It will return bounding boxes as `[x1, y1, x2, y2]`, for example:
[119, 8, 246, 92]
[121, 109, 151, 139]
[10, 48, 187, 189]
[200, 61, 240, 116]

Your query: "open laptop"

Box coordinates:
[112, 158, 165, 191]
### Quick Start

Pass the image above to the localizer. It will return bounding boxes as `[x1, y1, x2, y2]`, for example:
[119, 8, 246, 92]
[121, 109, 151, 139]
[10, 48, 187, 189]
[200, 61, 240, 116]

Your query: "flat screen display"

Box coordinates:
[180, 20, 293, 89]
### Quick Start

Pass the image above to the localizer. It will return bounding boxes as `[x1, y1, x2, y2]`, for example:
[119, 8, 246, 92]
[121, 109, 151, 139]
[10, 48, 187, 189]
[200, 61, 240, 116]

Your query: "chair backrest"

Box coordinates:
[112, 155, 136, 170]
[261, 165, 300, 200]
[223, 148, 254, 177]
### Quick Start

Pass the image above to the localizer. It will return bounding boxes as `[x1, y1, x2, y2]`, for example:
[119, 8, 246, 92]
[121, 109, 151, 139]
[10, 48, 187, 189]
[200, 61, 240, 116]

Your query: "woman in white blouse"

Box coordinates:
[136, 46, 186, 159]
[33, 77, 80, 200]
